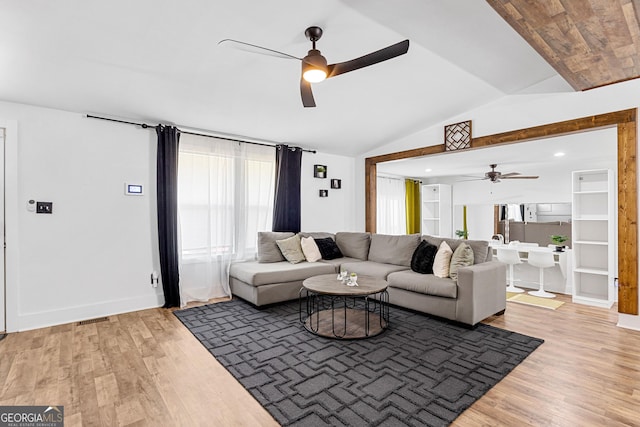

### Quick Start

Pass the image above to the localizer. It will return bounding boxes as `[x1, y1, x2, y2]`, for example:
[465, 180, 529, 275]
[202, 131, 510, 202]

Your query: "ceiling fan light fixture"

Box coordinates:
[303, 68, 327, 83]
[302, 49, 328, 83]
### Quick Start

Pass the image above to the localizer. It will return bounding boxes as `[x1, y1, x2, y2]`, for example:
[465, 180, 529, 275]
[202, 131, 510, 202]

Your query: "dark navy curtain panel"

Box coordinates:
[156, 125, 181, 308]
[272, 144, 302, 233]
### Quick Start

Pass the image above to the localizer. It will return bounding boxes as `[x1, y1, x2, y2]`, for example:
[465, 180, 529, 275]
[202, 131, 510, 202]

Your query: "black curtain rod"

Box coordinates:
[86, 114, 316, 153]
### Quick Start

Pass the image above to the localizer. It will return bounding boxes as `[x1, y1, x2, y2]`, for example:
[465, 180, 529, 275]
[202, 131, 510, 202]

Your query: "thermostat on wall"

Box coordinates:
[125, 183, 144, 196]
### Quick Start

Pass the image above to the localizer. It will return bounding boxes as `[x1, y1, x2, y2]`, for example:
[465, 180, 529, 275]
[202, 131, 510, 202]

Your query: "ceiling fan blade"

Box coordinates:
[500, 172, 521, 177]
[300, 78, 316, 108]
[218, 39, 301, 60]
[326, 39, 409, 78]
[502, 175, 539, 179]
[456, 177, 489, 182]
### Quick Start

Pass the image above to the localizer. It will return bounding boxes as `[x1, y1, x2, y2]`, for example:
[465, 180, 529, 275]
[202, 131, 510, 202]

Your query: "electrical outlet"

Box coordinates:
[36, 201, 53, 214]
[150, 271, 159, 288]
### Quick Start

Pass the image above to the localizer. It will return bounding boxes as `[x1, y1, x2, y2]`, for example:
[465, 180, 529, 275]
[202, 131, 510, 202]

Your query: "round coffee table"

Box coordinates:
[299, 274, 389, 339]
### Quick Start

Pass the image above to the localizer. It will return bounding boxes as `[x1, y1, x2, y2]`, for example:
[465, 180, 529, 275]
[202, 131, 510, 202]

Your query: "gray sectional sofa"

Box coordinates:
[229, 232, 506, 326]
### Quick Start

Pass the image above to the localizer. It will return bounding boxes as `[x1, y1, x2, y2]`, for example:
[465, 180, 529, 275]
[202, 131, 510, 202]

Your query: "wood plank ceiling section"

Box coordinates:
[487, 0, 640, 90]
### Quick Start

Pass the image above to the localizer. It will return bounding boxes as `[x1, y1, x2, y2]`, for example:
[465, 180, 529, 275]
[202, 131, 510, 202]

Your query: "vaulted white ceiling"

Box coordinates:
[0, 0, 570, 156]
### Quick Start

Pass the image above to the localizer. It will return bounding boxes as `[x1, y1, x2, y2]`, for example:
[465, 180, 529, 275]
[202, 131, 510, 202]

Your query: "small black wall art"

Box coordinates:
[319, 189, 328, 197]
[331, 179, 341, 189]
[314, 164, 327, 178]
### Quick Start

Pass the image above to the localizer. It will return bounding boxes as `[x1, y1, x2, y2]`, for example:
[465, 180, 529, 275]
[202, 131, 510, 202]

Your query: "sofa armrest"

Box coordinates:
[455, 261, 507, 326]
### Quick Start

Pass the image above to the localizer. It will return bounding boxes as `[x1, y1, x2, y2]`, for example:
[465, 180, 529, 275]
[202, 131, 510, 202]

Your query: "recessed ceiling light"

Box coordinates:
[424, 168, 432, 172]
[554, 152, 565, 157]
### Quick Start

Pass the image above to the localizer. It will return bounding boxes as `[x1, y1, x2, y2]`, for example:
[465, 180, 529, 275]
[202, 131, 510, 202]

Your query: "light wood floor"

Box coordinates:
[0, 294, 639, 426]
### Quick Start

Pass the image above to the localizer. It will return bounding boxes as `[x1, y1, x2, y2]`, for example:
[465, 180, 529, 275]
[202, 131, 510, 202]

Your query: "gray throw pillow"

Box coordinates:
[276, 235, 306, 264]
[257, 231, 295, 263]
[449, 242, 475, 281]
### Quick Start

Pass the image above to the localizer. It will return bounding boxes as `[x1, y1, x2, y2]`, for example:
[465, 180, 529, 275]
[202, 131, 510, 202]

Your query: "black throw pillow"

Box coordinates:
[411, 241, 438, 274]
[314, 237, 344, 260]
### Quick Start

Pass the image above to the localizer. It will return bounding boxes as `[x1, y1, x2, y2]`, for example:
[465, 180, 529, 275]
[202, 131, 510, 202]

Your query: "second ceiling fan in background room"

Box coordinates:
[462, 164, 540, 183]
[219, 26, 409, 107]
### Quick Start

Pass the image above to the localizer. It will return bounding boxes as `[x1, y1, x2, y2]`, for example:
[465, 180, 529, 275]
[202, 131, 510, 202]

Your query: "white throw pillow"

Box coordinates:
[300, 236, 322, 262]
[432, 241, 453, 278]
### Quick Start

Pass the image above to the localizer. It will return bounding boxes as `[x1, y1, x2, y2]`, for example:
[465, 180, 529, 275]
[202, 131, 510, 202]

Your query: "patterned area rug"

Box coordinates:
[175, 299, 543, 427]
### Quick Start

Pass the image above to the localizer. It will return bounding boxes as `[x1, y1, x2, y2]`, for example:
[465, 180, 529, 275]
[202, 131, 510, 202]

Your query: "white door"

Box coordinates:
[0, 128, 5, 332]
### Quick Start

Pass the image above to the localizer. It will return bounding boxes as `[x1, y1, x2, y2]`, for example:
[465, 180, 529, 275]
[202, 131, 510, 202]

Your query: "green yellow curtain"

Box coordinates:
[405, 179, 421, 234]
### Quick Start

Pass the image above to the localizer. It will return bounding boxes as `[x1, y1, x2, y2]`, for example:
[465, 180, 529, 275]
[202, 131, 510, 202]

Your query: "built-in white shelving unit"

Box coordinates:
[571, 169, 616, 308]
[421, 184, 451, 237]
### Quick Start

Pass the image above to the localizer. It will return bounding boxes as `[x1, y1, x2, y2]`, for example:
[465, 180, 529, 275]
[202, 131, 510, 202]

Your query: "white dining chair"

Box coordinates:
[496, 248, 524, 293]
[527, 250, 556, 298]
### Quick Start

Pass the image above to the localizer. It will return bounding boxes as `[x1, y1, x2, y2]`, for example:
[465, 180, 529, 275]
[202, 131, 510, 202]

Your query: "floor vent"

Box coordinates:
[78, 316, 109, 326]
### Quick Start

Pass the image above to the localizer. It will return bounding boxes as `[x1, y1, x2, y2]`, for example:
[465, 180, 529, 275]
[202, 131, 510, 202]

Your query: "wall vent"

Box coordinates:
[78, 317, 109, 326]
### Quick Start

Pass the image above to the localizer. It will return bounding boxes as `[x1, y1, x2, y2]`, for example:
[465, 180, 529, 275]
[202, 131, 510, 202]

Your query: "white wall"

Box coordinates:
[0, 102, 361, 331]
[357, 78, 640, 329]
[301, 152, 358, 232]
[0, 101, 164, 331]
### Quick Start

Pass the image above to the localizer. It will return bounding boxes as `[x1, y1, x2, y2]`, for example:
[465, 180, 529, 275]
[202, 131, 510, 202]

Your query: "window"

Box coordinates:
[376, 176, 407, 234]
[178, 134, 275, 301]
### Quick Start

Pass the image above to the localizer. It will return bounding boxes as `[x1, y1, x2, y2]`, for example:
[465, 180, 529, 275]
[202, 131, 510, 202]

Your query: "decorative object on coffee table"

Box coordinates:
[314, 164, 327, 178]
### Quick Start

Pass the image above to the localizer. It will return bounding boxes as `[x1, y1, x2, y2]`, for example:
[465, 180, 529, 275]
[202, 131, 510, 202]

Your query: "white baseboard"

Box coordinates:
[617, 313, 640, 331]
[15, 292, 165, 332]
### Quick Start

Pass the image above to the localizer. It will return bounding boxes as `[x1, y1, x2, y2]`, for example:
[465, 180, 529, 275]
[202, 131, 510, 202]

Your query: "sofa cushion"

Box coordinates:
[300, 236, 322, 262]
[315, 237, 344, 260]
[276, 235, 305, 264]
[449, 242, 475, 281]
[319, 257, 364, 272]
[335, 232, 371, 260]
[410, 241, 438, 274]
[387, 270, 457, 299]
[229, 261, 335, 287]
[423, 236, 490, 264]
[433, 241, 453, 278]
[368, 234, 421, 267]
[340, 261, 409, 279]
[258, 231, 295, 263]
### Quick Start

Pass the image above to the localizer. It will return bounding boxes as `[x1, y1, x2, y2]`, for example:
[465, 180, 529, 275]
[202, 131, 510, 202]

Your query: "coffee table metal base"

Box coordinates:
[299, 290, 389, 339]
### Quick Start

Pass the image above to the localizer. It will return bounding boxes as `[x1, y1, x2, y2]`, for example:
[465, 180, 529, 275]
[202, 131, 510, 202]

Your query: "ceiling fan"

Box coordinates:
[463, 164, 539, 183]
[219, 26, 409, 108]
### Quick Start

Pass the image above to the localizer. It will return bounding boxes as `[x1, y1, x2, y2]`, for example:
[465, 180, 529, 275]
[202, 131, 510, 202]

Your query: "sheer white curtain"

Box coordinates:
[376, 176, 407, 234]
[177, 134, 275, 305]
